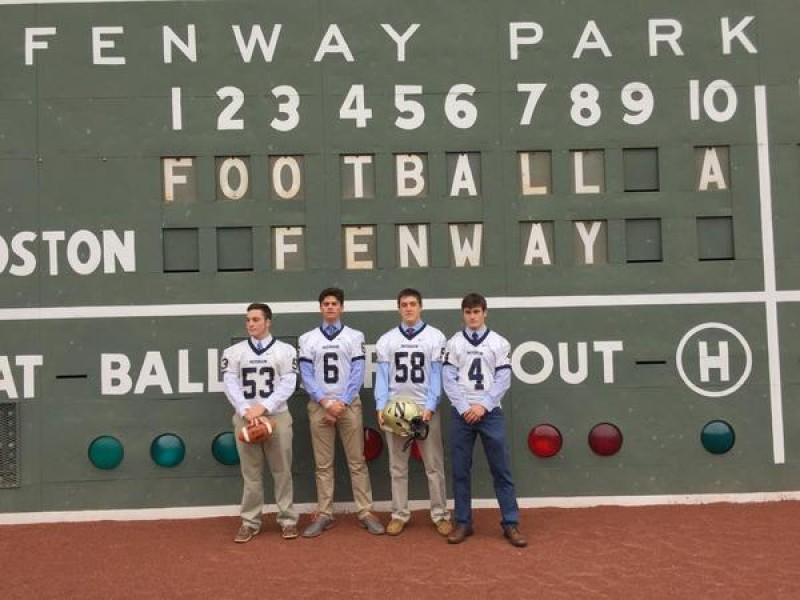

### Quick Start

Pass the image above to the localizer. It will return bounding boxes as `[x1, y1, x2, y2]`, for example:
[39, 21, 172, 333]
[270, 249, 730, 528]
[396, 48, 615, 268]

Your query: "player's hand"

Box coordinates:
[422, 409, 434, 423]
[377, 411, 384, 428]
[327, 400, 346, 418]
[322, 413, 338, 426]
[464, 404, 485, 424]
[463, 410, 479, 424]
[244, 404, 267, 421]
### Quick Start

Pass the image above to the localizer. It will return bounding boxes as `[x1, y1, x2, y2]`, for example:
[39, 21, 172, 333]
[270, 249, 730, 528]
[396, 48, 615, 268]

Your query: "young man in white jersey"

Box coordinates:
[375, 288, 452, 537]
[299, 287, 385, 537]
[442, 293, 527, 547]
[221, 302, 299, 543]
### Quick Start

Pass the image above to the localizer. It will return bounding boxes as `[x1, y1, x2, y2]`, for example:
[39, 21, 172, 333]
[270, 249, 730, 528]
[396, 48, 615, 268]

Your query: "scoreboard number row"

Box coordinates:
[169, 79, 740, 132]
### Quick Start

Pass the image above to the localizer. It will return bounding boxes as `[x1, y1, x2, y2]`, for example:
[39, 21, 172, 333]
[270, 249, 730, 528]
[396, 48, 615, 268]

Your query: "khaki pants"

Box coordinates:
[308, 397, 374, 518]
[386, 410, 450, 524]
[233, 411, 298, 529]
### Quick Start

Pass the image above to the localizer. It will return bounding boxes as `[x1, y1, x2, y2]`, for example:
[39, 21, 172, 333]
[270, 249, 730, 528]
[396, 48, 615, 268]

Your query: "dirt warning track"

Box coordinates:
[2, 503, 799, 599]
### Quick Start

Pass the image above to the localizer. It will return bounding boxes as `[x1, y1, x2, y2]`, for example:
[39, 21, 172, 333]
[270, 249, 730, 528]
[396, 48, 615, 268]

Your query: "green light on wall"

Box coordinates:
[88, 435, 124, 470]
[150, 433, 186, 467]
[211, 432, 239, 465]
[701, 420, 735, 454]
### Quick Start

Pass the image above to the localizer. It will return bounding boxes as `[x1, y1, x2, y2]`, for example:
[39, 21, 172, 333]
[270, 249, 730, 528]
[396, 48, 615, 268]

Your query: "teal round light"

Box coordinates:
[150, 433, 186, 467]
[211, 432, 240, 465]
[88, 435, 124, 470]
[701, 420, 735, 454]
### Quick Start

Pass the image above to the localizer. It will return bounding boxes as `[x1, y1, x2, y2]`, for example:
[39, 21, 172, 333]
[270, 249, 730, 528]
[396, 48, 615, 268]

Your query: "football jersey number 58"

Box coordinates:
[395, 351, 425, 383]
[242, 366, 275, 399]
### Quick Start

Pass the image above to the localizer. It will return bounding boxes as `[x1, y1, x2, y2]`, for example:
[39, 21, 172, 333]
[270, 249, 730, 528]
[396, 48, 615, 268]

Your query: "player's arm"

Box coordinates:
[298, 335, 328, 404]
[298, 334, 343, 423]
[342, 332, 366, 405]
[299, 359, 326, 403]
[424, 362, 442, 415]
[374, 363, 390, 409]
[221, 350, 249, 417]
[374, 363, 390, 427]
[483, 369, 511, 410]
[374, 337, 390, 426]
[262, 346, 298, 414]
[422, 336, 445, 418]
[443, 344, 471, 415]
[319, 335, 364, 421]
[481, 339, 512, 411]
[442, 341, 480, 424]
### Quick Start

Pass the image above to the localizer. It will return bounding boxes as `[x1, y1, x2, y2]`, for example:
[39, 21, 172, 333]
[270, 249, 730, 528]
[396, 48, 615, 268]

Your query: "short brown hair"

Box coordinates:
[318, 287, 344, 305]
[247, 302, 272, 320]
[397, 288, 422, 306]
[461, 293, 487, 311]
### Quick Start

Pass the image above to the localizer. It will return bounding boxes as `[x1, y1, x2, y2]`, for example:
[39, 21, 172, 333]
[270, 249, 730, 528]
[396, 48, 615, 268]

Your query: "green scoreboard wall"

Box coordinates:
[1, 0, 800, 512]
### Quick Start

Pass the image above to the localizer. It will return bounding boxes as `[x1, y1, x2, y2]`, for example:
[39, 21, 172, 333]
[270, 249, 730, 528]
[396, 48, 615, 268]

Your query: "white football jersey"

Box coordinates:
[444, 329, 511, 404]
[376, 324, 446, 405]
[221, 337, 297, 413]
[298, 325, 365, 398]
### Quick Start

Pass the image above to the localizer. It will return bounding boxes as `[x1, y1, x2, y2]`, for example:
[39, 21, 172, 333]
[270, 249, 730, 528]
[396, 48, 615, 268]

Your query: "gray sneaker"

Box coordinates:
[302, 514, 335, 538]
[234, 523, 260, 543]
[359, 513, 386, 535]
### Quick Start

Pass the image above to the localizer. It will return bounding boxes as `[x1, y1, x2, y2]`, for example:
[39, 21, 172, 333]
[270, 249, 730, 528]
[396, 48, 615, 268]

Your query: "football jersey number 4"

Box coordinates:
[468, 358, 484, 391]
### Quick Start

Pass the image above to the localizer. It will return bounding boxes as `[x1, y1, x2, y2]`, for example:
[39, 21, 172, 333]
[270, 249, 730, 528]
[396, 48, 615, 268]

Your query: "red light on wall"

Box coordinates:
[527, 424, 563, 458]
[363, 427, 384, 461]
[588, 423, 623, 456]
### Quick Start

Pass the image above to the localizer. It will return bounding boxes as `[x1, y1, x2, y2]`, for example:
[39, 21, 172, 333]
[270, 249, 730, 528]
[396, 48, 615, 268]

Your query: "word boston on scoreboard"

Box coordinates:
[1, 0, 799, 514]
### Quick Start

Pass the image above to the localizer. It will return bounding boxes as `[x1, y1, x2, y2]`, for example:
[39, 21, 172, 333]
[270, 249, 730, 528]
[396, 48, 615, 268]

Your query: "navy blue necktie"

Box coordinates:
[325, 325, 336, 336]
[406, 328, 414, 336]
[471, 332, 479, 342]
[255, 340, 263, 351]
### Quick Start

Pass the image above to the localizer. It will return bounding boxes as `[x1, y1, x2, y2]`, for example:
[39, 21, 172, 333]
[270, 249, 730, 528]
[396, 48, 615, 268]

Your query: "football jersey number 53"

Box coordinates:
[242, 366, 275, 399]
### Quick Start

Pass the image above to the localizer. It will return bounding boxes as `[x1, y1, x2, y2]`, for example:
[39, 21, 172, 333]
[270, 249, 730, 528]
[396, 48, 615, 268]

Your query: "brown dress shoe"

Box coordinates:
[234, 523, 260, 544]
[281, 524, 299, 540]
[386, 519, 406, 536]
[435, 519, 453, 537]
[447, 524, 474, 544]
[503, 526, 527, 548]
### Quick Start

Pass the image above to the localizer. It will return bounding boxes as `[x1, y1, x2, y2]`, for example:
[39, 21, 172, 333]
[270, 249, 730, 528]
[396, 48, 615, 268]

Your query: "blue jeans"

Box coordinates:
[450, 405, 520, 527]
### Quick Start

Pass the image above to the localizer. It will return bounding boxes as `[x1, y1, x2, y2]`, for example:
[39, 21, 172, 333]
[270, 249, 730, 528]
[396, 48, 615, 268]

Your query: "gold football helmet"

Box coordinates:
[381, 398, 430, 451]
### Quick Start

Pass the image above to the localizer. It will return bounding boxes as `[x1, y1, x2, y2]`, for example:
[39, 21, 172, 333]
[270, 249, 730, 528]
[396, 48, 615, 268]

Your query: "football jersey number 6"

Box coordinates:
[242, 366, 276, 399]
[323, 352, 339, 384]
